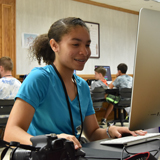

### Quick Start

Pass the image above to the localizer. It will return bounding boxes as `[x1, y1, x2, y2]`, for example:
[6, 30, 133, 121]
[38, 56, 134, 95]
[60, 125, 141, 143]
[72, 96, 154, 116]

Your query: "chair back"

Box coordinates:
[90, 86, 106, 111]
[0, 99, 14, 127]
[118, 88, 132, 107]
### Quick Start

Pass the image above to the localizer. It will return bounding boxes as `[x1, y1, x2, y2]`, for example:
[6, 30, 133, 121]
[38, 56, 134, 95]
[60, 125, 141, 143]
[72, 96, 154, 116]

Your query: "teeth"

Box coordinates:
[75, 59, 85, 62]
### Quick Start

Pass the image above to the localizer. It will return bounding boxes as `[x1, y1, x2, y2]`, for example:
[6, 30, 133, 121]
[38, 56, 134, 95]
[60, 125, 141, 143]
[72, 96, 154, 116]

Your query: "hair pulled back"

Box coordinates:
[29, 17, 89, 65]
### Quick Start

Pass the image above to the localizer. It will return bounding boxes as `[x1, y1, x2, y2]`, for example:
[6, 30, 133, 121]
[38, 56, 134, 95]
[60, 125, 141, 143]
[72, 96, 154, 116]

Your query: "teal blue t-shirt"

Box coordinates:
[16, 65, 95, 138]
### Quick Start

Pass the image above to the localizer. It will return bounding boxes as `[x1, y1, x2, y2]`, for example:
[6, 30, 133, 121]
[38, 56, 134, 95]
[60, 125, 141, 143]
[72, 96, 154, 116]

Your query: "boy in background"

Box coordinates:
[90, 67, 108, 91]
[90, 67, 113, 125]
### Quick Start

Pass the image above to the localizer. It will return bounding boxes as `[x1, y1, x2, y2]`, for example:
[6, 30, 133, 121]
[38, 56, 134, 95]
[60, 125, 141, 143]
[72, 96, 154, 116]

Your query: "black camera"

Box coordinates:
[9, 135, 85, 160]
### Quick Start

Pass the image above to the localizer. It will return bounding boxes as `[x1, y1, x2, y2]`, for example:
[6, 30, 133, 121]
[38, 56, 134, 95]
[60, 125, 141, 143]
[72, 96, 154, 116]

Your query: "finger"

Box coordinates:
[129, 131, 138, 136]
[109, 126, 121, 138]
[57, 134, 82, 149]
[135, 130, 147, 135]
[67, 136, 82, 149]
[71, 136, 82, 149]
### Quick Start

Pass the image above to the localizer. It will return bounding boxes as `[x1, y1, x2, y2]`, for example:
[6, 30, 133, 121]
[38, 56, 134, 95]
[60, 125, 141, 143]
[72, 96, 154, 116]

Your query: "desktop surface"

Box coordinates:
[82, 138, 160, 160]
[82, 139, 129, 159]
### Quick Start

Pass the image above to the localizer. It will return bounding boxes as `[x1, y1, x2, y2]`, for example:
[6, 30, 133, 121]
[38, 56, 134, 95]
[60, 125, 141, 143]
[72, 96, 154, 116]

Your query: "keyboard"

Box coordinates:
[100, 133, 160, 146]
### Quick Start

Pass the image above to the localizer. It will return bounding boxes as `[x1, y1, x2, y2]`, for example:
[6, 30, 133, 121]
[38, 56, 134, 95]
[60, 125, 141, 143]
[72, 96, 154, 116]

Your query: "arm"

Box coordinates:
[109, 72, 121, 89]
[4, 99, 82, 149]
[83, 114, 108, 141]
[83, 114, 147, 141]
[4, 98, 35, 145]
[109, 82, 114, 89]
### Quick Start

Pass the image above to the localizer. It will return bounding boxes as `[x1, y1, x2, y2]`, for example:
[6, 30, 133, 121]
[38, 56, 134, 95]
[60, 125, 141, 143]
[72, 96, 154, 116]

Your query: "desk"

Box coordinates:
[105, 88, 119, 95]
[82, 139, 160, 160]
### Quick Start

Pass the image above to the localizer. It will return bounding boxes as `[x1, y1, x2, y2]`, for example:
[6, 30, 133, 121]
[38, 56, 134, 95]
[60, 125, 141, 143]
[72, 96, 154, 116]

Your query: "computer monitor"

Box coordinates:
[73, 70, 76, 74]
[95, 65, 112, 82]
[129, 8, 160, 131]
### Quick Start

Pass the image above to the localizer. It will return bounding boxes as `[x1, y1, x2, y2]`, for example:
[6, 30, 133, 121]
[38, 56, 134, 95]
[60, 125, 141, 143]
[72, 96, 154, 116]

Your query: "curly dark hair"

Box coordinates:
[29, 17, 89, 65]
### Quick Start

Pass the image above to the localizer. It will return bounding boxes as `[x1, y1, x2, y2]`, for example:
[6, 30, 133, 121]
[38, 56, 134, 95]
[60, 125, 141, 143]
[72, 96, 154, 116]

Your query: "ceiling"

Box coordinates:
[90, 0, 160, 12]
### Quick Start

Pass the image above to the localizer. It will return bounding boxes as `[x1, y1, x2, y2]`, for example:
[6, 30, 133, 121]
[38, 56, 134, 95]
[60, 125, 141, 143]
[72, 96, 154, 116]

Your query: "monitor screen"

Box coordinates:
[95, 66, 112, 81]
[73, 70, 76, 74]
[129, 8, 160, 131]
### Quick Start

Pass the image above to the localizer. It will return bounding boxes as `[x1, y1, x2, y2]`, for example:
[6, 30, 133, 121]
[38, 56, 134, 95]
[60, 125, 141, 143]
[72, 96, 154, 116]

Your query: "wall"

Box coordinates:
[16, 0, 138, 75]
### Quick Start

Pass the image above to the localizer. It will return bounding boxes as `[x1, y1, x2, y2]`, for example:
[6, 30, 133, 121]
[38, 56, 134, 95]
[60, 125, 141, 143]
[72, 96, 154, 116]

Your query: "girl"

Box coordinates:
[4, 17, 146, 149]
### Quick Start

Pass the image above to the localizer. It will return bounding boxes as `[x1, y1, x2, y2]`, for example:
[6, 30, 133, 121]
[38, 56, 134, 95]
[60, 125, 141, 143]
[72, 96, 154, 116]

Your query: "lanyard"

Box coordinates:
[51, 64, 83, 141]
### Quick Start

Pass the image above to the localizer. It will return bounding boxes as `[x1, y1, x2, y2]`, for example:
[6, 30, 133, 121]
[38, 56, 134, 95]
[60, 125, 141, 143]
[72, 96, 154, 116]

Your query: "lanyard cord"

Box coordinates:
[72, 76, 83, 141]
[51, 64, 83, 140]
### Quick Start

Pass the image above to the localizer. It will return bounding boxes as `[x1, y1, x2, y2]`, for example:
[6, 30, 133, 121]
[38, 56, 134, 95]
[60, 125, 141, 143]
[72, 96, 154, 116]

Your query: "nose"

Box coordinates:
[79, 45, 89, 56]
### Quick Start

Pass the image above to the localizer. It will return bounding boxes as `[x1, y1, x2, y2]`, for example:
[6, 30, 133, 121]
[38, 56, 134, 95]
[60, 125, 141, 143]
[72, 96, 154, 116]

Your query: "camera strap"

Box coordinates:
[52, 64, 83, 141]
[0, 139, 39, 160]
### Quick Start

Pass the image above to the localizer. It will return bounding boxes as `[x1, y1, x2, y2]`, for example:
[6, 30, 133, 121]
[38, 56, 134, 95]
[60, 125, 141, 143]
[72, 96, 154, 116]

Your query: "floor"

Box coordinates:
[1, 122, 160, 160]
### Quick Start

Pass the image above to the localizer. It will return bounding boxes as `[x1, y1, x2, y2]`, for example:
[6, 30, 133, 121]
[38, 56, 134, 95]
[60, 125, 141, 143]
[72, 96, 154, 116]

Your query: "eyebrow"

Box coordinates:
[71, 38, 91, 43]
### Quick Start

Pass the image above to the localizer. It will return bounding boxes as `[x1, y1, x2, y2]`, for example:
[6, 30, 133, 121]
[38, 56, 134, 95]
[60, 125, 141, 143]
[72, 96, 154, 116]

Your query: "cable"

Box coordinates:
[85, 156, 120, 159]
[121, 139, 160, 160]
[121, 145, 127, 160]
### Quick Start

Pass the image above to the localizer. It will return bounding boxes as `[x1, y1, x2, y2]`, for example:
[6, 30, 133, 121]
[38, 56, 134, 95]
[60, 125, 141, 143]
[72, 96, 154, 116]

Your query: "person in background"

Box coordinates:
[0, 57, 21, 99]
[4, 17, 146, 149]
[109, 63, 132, 90]
[90, 67, 113, 125]
[90, 66, 108, 91]
[103, 63, 133, 120]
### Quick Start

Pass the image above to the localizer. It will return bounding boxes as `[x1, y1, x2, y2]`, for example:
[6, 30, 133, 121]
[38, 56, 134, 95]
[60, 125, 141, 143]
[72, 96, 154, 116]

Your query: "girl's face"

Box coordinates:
[51, 26, 91, 71]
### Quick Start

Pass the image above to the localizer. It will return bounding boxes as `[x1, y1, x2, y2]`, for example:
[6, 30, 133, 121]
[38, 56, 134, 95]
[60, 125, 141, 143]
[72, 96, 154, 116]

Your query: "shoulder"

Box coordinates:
[74, 74, 90, 91]
[122, 75, 133, 80]
[26, 65, 54, 82]
[21, 65, 58, 90]
[74, 74, 88, 86]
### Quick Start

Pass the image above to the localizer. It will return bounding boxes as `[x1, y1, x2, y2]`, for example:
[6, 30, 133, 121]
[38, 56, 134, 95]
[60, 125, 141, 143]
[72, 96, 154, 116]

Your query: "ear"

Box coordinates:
[0, 66, 3, 71]
[49, 39, 59, 53]
[99, 73, 103, 78]
[118, 70, 122, 75]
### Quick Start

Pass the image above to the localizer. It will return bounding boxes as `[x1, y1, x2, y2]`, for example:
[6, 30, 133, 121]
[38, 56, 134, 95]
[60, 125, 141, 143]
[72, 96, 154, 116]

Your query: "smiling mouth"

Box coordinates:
[74, 58, 86, 62]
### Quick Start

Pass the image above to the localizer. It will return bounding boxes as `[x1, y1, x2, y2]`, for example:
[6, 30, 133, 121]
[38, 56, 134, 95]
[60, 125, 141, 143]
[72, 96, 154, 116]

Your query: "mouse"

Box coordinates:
[121, 133, 132, 137]
[75, 148, 86, 157]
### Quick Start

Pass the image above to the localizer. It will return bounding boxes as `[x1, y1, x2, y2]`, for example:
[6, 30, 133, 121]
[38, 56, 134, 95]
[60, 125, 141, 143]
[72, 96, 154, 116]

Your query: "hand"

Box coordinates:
[116, 73, 120, 77]
[108, 126, 147, 138]
[57, 133, 82, 149]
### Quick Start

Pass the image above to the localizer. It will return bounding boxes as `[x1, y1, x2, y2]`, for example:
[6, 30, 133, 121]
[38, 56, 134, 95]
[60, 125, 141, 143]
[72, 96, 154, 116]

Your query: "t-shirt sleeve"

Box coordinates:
[113, 77, 120, 88]
[16, 68, 49, 109]
[85, 84, 95, 116]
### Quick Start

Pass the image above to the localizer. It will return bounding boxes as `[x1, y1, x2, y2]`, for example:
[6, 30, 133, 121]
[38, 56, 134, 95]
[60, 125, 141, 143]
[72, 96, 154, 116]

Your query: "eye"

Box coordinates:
[86, 44, 90, 48]
[72, 44, 79, 47]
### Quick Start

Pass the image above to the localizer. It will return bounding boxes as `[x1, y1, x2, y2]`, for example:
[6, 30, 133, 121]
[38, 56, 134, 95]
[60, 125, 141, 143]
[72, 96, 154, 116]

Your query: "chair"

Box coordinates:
[0, 99, 14, 139]
[108, 88, 132, 126]
[86, 79, 96, 86]
[90, 86, 106, 111]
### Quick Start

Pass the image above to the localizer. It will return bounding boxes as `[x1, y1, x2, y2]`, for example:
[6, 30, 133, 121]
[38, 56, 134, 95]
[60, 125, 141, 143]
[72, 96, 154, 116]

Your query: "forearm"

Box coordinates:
[109, 82, 114, 89]
[4, 126, 33, 145]
[87, 128, 109, 142]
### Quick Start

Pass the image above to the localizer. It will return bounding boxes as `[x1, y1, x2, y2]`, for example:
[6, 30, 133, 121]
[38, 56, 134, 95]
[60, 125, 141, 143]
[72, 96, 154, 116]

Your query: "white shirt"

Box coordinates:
[0, 77, 21, 99]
